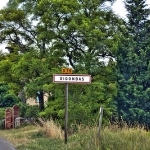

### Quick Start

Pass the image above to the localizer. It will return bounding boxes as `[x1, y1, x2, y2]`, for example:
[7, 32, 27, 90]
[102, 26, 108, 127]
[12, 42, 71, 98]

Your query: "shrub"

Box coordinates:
[0, 119, 5, 129]
[18, 102, 39, 119]
[0, 108, 5, 120]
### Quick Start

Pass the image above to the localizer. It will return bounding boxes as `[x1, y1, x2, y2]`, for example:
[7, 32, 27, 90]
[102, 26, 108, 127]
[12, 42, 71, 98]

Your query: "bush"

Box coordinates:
[0, 119, 5, 129]
[18, 102, 39, 119]
[0, 108, 5, 120]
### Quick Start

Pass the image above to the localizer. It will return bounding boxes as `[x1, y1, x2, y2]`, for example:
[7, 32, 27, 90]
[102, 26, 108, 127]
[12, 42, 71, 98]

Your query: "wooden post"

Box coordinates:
[98, 107, 103, 140]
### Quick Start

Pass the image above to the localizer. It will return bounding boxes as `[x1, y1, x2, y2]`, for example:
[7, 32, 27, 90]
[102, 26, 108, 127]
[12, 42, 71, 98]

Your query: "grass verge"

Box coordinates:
[0, 120, 150, 150]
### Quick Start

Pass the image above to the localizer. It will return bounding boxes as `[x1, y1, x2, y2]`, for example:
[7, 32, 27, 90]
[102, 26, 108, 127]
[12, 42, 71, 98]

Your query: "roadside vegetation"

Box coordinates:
[0, 0, 150, 149]
[0, 119, 150, 150]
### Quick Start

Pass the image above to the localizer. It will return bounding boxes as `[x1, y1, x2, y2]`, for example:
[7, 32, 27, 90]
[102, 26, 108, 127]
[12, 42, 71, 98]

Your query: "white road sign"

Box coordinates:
[53, 74, 91, 84]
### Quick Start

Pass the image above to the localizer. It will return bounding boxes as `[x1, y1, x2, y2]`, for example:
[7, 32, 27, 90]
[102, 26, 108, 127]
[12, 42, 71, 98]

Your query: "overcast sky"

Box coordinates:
[112, 0, 150, 19]
[0, 0, 9, 9]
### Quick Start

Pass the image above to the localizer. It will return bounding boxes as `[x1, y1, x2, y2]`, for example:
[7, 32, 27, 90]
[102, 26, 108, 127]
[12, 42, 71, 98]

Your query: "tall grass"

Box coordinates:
[101, 124, 150, 150]
[0, 119, 150, 150]
[37, 118, 64, 139]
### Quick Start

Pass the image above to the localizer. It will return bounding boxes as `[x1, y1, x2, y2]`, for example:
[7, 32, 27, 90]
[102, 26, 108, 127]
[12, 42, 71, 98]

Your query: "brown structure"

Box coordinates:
[5, 108, 12, 129]
[12, 105, 20, 128]
[5, 105, 20, 129]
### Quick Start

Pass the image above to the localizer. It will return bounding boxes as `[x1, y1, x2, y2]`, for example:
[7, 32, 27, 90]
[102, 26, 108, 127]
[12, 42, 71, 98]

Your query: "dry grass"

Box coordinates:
[0, 125, 39, 147]
[0, 120, 150, 150]
[0, 119, 64, 148]
[37, 118, 64, 139]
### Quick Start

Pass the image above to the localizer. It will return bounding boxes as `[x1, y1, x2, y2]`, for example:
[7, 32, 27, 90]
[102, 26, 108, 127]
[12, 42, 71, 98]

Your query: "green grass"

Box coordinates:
[0, 120, 150, 150]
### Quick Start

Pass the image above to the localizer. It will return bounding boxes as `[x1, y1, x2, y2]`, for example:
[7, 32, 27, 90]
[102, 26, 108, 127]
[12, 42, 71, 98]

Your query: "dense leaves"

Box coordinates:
[0, 84, 20, 107]
[0, 0, 125, 126]
[116, 0, 150, 126]
[18, 102, 39, 119]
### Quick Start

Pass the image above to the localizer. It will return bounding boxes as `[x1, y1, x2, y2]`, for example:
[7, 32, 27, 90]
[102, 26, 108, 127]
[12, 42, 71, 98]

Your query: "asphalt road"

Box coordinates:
[0, 137, 16, 150]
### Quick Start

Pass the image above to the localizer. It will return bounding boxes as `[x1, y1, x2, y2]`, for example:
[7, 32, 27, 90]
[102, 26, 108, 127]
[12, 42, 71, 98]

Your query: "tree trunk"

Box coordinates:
[37, 91, 44, 111]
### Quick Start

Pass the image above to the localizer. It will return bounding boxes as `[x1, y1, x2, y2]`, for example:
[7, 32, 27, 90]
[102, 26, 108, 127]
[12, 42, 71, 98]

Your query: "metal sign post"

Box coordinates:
[65, 83, 68, 144]
[53, 69, 91, 144]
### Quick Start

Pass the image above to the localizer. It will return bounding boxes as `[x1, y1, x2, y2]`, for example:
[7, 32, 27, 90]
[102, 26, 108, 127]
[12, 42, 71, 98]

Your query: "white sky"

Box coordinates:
[0, 0, 9, 9]
[112, 0, 127, 19]
[0, 0, 150, 52]
[112, 0, 150, 19]
[0, 0, 9, 52]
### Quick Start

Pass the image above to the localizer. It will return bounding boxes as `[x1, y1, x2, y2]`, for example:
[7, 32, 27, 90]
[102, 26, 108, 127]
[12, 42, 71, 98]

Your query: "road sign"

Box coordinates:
[62, 68, 72, 74]
[53, 74, 91, 84]
[53, 73, 91, 144]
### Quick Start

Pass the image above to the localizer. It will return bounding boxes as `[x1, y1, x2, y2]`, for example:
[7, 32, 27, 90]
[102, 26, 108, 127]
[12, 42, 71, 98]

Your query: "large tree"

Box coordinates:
[0, 0, 124, 123]
[116, 0, 150, 125]
[0, 0, 122, 69]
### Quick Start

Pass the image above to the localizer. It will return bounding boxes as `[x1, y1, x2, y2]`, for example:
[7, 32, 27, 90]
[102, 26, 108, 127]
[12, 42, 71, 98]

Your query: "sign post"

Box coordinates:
[53, 69, 91, 144]
[65, 83, 68, 144]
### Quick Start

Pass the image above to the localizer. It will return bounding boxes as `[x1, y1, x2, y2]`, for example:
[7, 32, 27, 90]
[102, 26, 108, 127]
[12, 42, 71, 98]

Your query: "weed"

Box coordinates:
[0, 120, 150, 150]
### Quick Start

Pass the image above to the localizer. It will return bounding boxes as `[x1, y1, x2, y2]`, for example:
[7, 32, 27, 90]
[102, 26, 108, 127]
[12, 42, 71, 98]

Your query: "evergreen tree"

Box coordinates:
[116, 0, 150, 126]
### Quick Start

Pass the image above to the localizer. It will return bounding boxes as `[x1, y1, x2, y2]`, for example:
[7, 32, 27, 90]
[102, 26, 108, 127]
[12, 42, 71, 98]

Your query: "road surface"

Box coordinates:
[0, 137, 16, 150]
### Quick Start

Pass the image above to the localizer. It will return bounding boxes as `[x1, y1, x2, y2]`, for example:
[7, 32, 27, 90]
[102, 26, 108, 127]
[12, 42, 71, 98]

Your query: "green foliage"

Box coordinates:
[0, 84, 20, 108]
[0, 0, 124, 69]
[40, 64, 117, 127]
[0, 119, 5, 129]
[0, 108, 5, 119]
[0, 0, 123, 125]
[18, 102, 39, 118]
[116, 0, 150, 125]
[3, 94, 19, 107]
[25, 105, 39, 118]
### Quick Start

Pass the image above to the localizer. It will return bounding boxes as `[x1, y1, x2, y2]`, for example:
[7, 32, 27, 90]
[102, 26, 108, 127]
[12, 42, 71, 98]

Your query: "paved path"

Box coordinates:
[0, 137, 16, 150]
